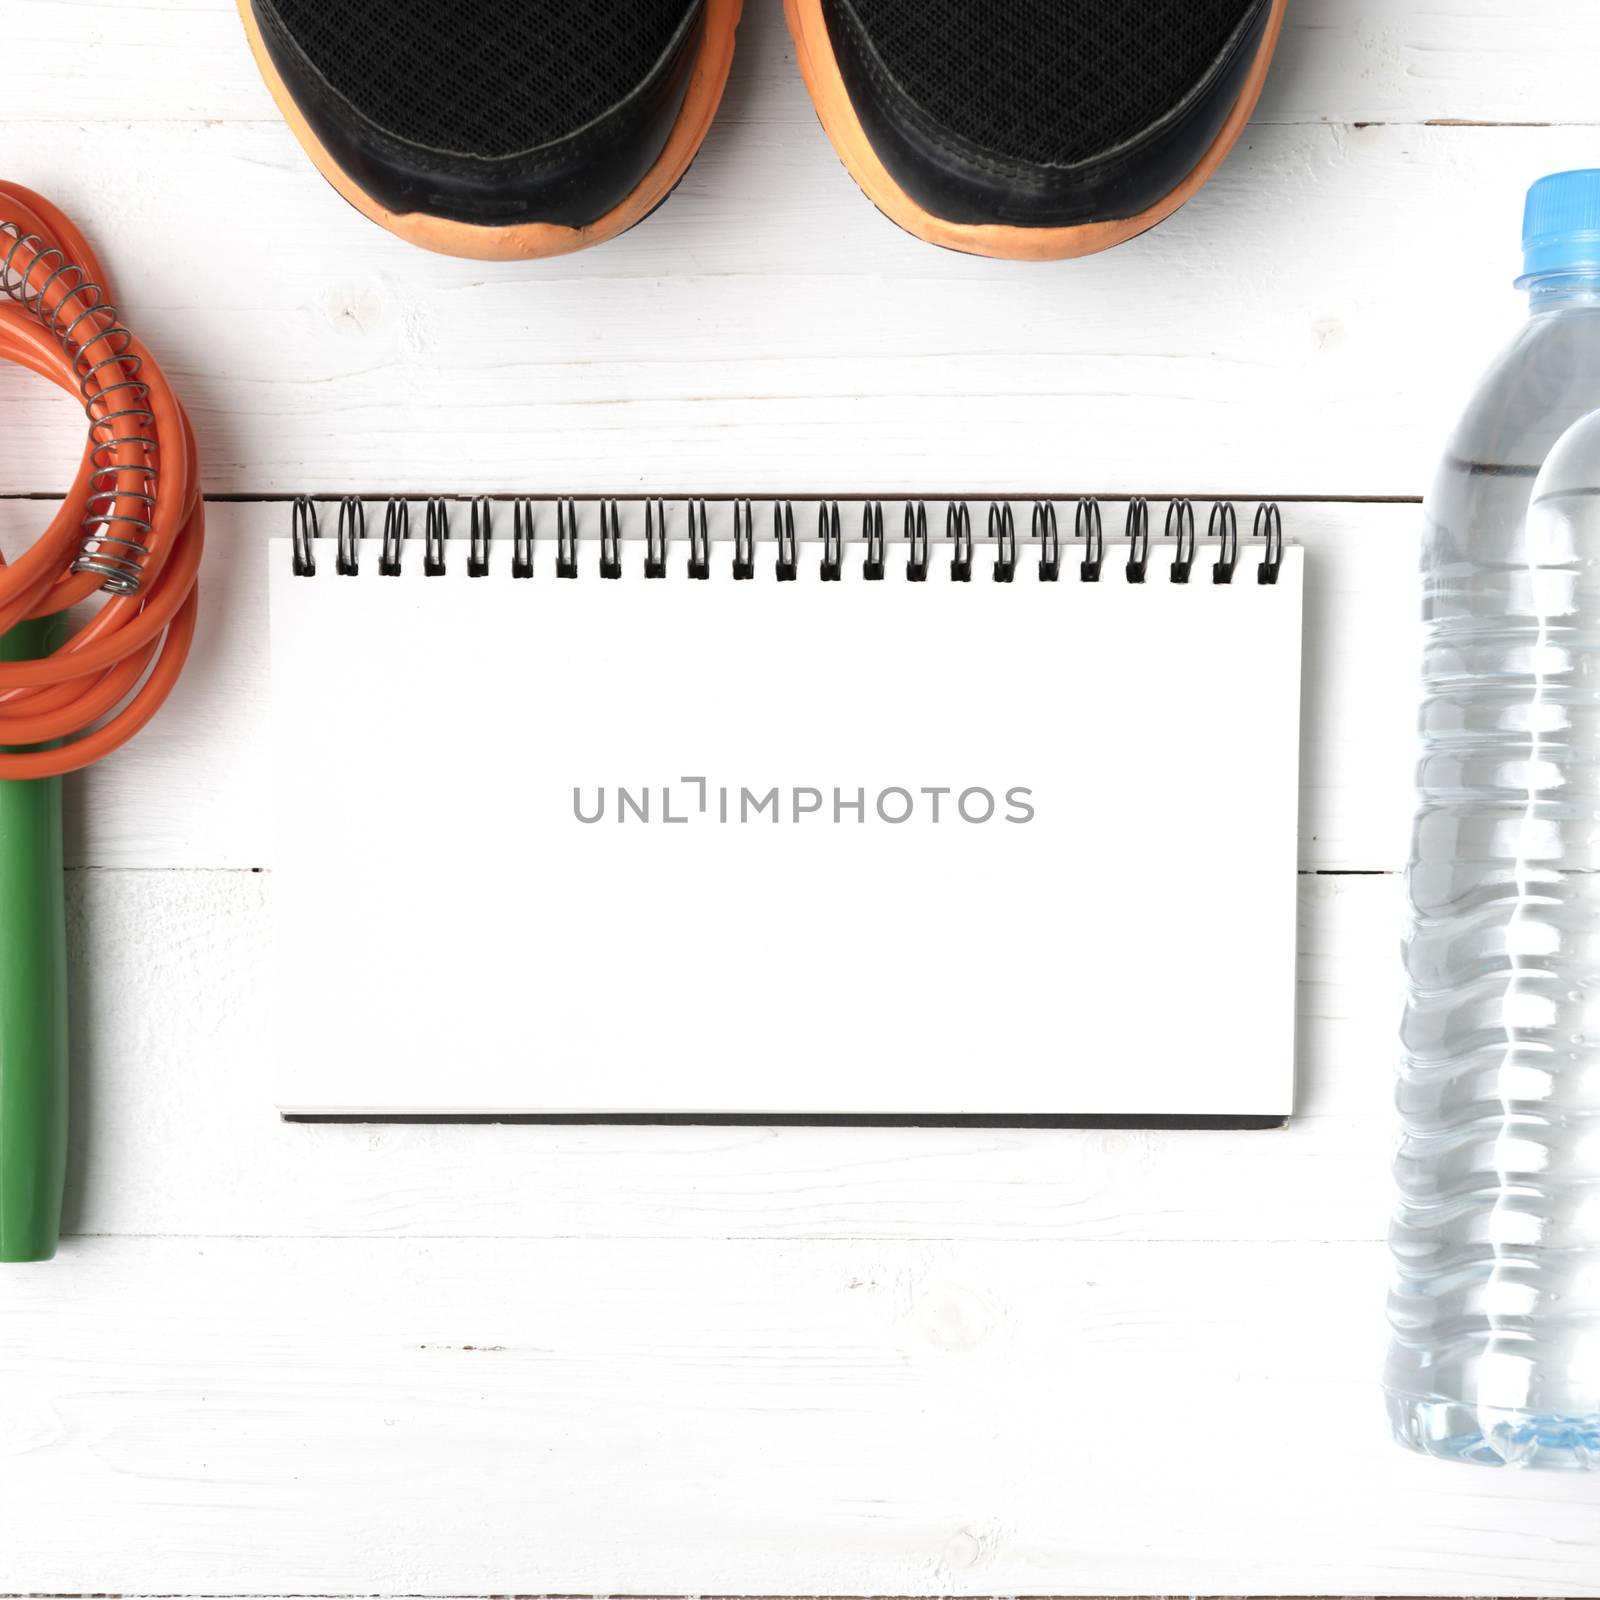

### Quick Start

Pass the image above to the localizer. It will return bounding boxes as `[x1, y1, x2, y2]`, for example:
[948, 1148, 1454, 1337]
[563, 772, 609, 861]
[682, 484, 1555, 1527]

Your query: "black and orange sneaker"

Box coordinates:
[785, 0, 1285, 260]
[237, 0, 741, 259]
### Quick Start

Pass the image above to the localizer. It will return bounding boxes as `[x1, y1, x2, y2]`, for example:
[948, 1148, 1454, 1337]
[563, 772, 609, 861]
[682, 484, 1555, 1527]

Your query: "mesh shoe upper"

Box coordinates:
[267, 0, 698, 160]
[820, 0, 1273, 231]
[250, 0, 705, 228]
[842, 0, 1257, 171]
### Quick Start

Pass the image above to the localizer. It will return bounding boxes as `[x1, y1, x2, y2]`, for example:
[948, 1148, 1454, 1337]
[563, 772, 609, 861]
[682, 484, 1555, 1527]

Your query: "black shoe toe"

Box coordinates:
[250, 0, 706, 229]
[820, 0, 1274, 231]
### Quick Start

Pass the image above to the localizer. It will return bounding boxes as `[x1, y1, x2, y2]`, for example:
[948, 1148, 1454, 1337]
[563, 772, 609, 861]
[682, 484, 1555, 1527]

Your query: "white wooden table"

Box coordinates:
[5, 0, 1600, 1593]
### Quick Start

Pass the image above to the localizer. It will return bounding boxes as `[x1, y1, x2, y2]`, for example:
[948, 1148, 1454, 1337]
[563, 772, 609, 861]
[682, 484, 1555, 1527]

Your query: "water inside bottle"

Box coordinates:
[1390, 407, 1600, 1468]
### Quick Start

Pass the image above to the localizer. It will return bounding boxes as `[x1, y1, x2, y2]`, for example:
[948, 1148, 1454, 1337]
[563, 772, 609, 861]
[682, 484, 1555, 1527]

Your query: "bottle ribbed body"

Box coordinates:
[1387, 299, 1600, 1468]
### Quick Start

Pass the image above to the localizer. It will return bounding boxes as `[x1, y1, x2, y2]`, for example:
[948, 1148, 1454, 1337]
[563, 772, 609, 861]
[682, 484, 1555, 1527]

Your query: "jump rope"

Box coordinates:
[0, 182, 202, 1259]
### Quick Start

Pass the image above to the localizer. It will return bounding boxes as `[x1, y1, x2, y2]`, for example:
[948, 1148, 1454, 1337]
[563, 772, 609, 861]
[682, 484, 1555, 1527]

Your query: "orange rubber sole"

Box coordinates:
[237, 0, 743, 260]
[784, 0, 1288, 261]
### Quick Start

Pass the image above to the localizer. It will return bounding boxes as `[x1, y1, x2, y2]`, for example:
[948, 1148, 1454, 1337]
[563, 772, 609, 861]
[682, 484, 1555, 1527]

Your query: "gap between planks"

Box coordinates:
[0, 492, 1428, 506]
[55, 867, 1399, 877]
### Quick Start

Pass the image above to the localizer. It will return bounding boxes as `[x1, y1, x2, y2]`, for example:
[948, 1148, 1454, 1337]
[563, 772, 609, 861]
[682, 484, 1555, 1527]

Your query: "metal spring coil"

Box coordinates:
[0, 222, 155, 594]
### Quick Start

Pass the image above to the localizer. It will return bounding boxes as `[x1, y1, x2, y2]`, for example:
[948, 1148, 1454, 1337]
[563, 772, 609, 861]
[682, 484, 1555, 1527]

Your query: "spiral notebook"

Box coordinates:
[269, 496, 1304, 1124]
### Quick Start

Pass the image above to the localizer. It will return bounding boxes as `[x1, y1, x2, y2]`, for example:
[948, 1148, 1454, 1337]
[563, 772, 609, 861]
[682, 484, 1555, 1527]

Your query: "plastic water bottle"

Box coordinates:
[1388, 171, 1600, 1468]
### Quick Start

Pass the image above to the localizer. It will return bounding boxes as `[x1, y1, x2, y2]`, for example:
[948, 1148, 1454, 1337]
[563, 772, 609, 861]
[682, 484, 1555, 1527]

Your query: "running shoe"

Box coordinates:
[785, 0, 1285, 260]
[238, 0, 742, 259]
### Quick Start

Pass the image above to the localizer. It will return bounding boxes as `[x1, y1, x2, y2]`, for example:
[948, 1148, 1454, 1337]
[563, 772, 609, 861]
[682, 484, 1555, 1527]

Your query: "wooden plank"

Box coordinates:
[10, 0, 1600, 127]
[0, 499, 1416, 871]
[7, 1234, 1600, 1596]
[61, 868, 1397, 1242]
[0, 118, 1578, 501]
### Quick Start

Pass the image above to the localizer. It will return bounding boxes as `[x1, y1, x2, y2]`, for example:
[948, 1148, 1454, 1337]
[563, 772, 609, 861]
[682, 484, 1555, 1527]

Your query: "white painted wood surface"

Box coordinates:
[0, 112, 1559, 499]
[5, 0, 1600, 1594]
[0, 2, 1594, 502]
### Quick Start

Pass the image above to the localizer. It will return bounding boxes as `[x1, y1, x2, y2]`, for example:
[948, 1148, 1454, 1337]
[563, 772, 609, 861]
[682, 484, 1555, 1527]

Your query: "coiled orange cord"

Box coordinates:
[0, 182, 201, 778]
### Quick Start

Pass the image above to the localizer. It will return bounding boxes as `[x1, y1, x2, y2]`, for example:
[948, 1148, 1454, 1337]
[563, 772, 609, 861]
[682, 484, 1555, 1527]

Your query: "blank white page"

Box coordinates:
[269, 514, 1303, 1121]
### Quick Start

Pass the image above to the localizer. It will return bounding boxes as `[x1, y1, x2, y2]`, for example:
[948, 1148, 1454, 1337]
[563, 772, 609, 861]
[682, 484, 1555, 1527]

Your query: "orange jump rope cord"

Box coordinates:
[0, 182, 202, 778]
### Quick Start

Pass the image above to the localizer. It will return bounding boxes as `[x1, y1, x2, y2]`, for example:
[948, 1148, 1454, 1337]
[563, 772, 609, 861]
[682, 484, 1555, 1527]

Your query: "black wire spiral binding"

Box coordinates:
[380, 498, 408, 576]
[732, 500, 755, 580]
[819, 502, 843, 581]
[336, 496, 364, 576]
[1077, 498, 1104, 582]
[291, 497, 1289, 587]
[905, 501, 929, 582]
[862, 502, 885, 580]
[468, 498, 492, 577]
[687, 499, 710, 579]
[1255, 502, 1284, 585]
[291, 496, 318, 576]
[948, 501, 973, 583]
[424, 498, 449, 576]
[556, 499, 579, 578]
[599, 499, 622, 580]
[989, 503, 1017, 583]
[1210, 501, 1238, 584]
[644, 499, 668, 579]
[775, 500, 798, 581]
[513, 499, 535, 578]
[1033, 501, 1060, 582]
[1125, 498, 1150, 584]
[1167, 499, 1196, 585]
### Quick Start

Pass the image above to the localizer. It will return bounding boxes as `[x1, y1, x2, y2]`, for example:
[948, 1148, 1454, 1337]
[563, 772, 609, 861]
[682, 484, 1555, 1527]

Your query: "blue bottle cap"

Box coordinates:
[1519, 169, 1600, 283]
